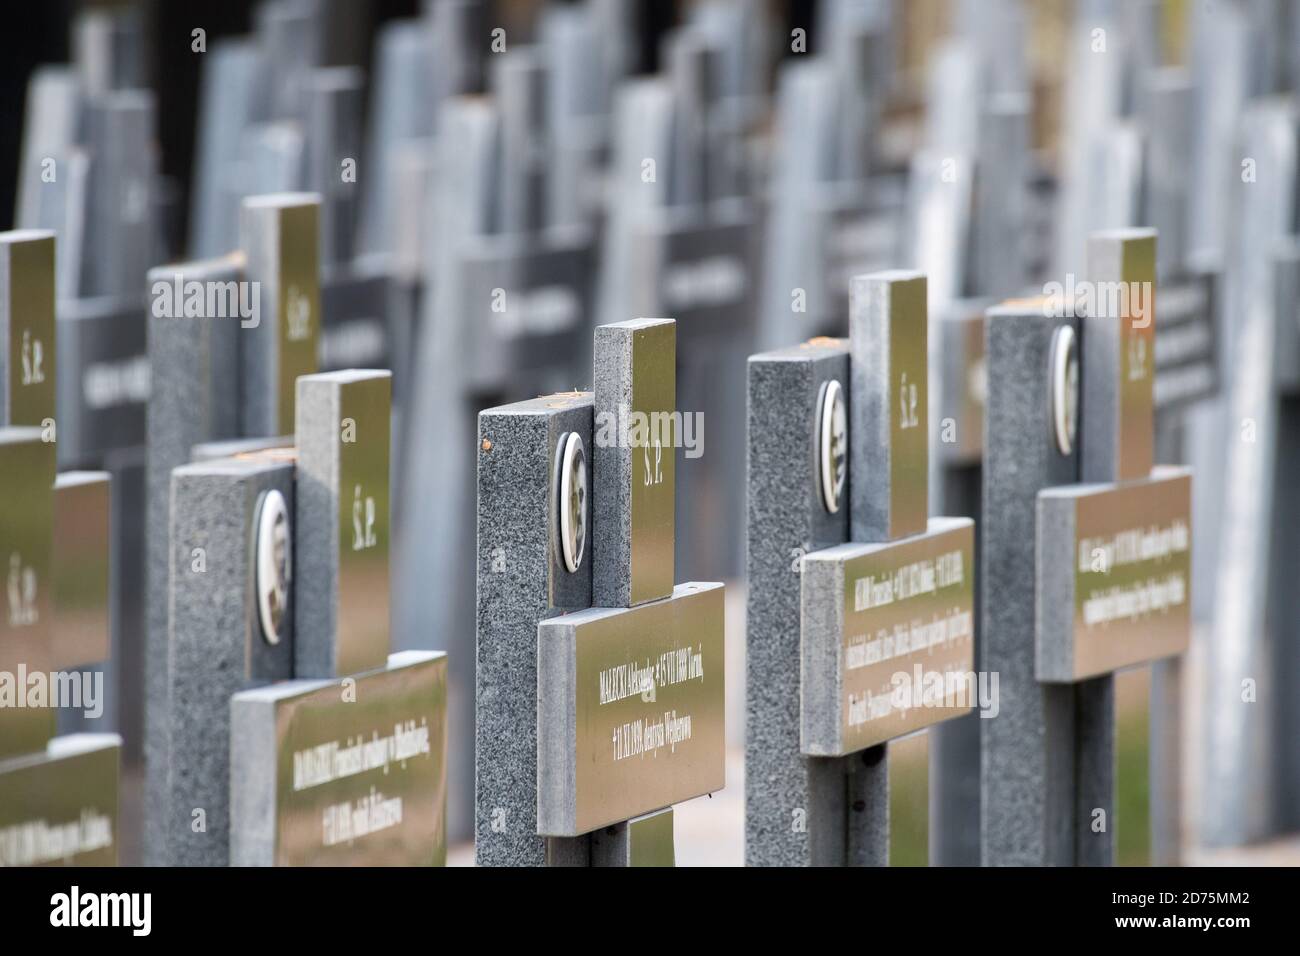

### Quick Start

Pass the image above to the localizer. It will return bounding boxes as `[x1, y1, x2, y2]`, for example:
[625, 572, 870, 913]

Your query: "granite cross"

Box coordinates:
[982, 228, 1192, 866]
[476, 317, 725, 866]
[394, 53, 598, 841]
[746, 270, 975, 865]
[144, 193, 321, 864]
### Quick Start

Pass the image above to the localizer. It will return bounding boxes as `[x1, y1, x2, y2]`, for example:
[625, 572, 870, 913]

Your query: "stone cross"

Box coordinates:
[476, 317, 725, 866]
[226, 370, 447, 866]
[746, 271, 975, 866]
[162, 360, 447, 865]
[144, 193, 321, 864]
[394, 63, 598, 840]
[982, 228, 1192, 865]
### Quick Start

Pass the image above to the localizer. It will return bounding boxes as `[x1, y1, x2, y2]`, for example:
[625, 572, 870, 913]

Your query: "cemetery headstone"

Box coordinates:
[981, 228, 1192, 865]
[165, 361, 448, 866]
[144, 193, 321, 864]
[394, 56, 598, 839]
[476, 318, 725, 866]
[746, 271, 975, 866]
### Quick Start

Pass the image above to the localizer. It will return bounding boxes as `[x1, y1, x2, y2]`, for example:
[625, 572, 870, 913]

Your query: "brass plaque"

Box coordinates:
[537, 583, 725, 836]
[336, 372, 390, 677]
[1086, 229, 1155, 481]
[887, 275, 929, 538]
[0, 428, 55, 761]
[0, 734, 119, 866]
[1036, 467, 1191, 682]
[630, 321, 675, 605]
[1115, 233, 1155, 479]
[235, 651, 447, 866]
[51, 472, 111, 671]
[4, 232, 56, 429]
[276, 202, 320, 433]
[800, 517, 975, 756]
[625, 806, 675, 867]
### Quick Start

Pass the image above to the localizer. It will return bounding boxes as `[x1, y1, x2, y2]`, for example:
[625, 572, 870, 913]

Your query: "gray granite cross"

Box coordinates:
[982, 228, 1192, 866]
[476, 317, 725, 866]
[746, 270, 976, 866]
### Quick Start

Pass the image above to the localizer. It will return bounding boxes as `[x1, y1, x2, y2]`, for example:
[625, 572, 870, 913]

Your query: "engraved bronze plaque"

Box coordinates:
[231, 651, 447, 866]
[1036, 467, 1191, 682]
[276, 202, 320, 433]
[0, 428, 55, 761]
[0, 734, 119, 866]
[336, 372, 391, 677]
[800, 517, 975, 756]
[51, 472, 111, 671]
[886, 275, 929, 539]
[629, 321, 676, 605]
[536, 583, 725, 836]
[3, 231, 56, 429]
[1085, 229, 1155, 481]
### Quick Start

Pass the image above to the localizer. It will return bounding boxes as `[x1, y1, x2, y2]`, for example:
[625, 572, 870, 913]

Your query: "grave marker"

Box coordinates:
[982, 228, 1193, 866]
[164, 359, 445, 865]
[395, 68, 598, 839]
[477, 317, 725, 865]
[145, 194, 320, 863]
[746, 271, 976, 866]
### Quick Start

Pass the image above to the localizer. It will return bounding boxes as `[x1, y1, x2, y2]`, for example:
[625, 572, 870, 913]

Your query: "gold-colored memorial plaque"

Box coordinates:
[0, 429, 56, 761]
[800, 517, 975, 756]
[275, 202, 321, 433]
[1085, 229, 1156, 481]
[1036, 467, 1191, 682]
[231, 651, 447, 866]
[537, 583, 725, 837]
[51, 473, 111, 671]
[886, 275, 929, 538]
[629, 321, 675, 604]
[336, 372, 390, 677]
[0, 735, 120, 866]
[2, 231, 56, 430]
